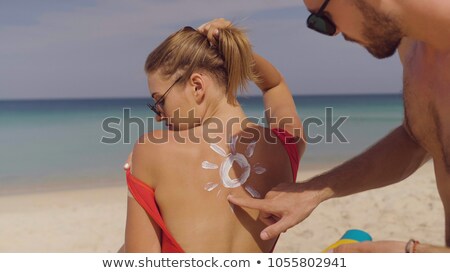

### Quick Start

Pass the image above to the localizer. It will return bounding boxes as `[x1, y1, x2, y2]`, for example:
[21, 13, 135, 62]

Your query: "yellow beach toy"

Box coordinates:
[323, 229, 372, 252]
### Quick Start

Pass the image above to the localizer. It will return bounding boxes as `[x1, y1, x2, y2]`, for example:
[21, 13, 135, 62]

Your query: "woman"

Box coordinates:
[121, 18, 305, 253]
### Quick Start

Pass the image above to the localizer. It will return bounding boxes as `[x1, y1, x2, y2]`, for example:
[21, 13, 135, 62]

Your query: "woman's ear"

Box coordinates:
[190, 73, 205, 104]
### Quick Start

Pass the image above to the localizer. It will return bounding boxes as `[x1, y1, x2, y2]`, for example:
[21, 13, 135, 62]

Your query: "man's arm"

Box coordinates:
[228, 124, 430, 240]
[314, 124, 430, 200]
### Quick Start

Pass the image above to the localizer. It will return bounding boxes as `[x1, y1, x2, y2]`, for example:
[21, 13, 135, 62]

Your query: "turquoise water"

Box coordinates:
[0, 94, 403, 192]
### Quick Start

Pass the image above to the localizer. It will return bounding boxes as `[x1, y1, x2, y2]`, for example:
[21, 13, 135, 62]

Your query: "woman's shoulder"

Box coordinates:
[133, 129, 196, 150]
[130, 130, 176, 186]
[131, 129, 203, 166]
[137, 130, 178, 145]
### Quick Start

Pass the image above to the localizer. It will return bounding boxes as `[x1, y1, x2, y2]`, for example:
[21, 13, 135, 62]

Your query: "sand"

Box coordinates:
[0, 161, 444, 252]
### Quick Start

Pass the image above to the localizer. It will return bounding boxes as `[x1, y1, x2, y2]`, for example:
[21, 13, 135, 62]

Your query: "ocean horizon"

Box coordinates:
[0, 93, 404, 194]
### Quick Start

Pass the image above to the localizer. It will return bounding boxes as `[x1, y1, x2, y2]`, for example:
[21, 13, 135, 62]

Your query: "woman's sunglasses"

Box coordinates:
[306, 0, 337, 36]
[147, 76, 182, 116]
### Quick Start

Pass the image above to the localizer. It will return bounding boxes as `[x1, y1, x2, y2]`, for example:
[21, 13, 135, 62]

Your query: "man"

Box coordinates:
[228, 0, 450, 252]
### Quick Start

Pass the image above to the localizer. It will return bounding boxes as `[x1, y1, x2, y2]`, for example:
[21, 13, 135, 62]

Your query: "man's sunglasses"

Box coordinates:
[147, 76, 182, 116]
[306, 0, 337, 36]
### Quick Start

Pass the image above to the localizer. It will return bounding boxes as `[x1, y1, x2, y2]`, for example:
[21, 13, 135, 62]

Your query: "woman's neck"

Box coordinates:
[201, 97, 250, 139]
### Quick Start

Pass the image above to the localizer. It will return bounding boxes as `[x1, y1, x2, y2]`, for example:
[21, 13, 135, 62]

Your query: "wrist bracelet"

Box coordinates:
[405, 239, 420, 253]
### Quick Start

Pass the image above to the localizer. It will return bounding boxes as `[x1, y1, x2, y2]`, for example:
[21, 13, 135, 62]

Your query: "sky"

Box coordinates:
[0, 0, 403, 100]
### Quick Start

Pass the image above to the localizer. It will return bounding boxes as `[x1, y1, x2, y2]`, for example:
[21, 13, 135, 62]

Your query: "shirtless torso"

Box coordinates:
[400, 39, 450, 246]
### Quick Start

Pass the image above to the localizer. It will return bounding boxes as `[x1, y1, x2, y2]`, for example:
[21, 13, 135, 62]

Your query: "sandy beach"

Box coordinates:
[0, 161, 444, 253]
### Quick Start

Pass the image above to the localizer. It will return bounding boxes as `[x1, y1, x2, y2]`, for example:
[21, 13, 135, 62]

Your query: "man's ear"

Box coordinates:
[190, 73, 205, 104]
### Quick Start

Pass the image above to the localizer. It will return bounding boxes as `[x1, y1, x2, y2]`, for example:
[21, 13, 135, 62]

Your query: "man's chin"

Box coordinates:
[367, 49, 396, 59]
[366, 43, 400, 59]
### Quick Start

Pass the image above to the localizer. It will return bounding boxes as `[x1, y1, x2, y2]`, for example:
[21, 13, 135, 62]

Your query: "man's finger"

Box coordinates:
[227, 194, 268, 211]
[259, 213, 279, 226]
[260, 217, 291, 241]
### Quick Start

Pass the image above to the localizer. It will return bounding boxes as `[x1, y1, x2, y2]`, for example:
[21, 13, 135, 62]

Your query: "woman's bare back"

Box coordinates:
[132, 124, 298, 252]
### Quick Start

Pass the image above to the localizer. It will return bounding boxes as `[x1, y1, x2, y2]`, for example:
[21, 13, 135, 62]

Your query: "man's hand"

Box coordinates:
[227, 181, 325, 240]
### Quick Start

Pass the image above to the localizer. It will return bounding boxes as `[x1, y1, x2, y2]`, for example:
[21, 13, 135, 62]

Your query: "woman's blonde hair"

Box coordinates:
[145, 25, 258, 105]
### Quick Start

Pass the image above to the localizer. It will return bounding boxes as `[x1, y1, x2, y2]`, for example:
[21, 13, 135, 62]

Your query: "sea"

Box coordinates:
[0, 94, 403, 194]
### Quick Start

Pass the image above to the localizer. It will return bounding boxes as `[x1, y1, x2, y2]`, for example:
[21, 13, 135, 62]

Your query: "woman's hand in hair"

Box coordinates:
[198, 18, 232, 46]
